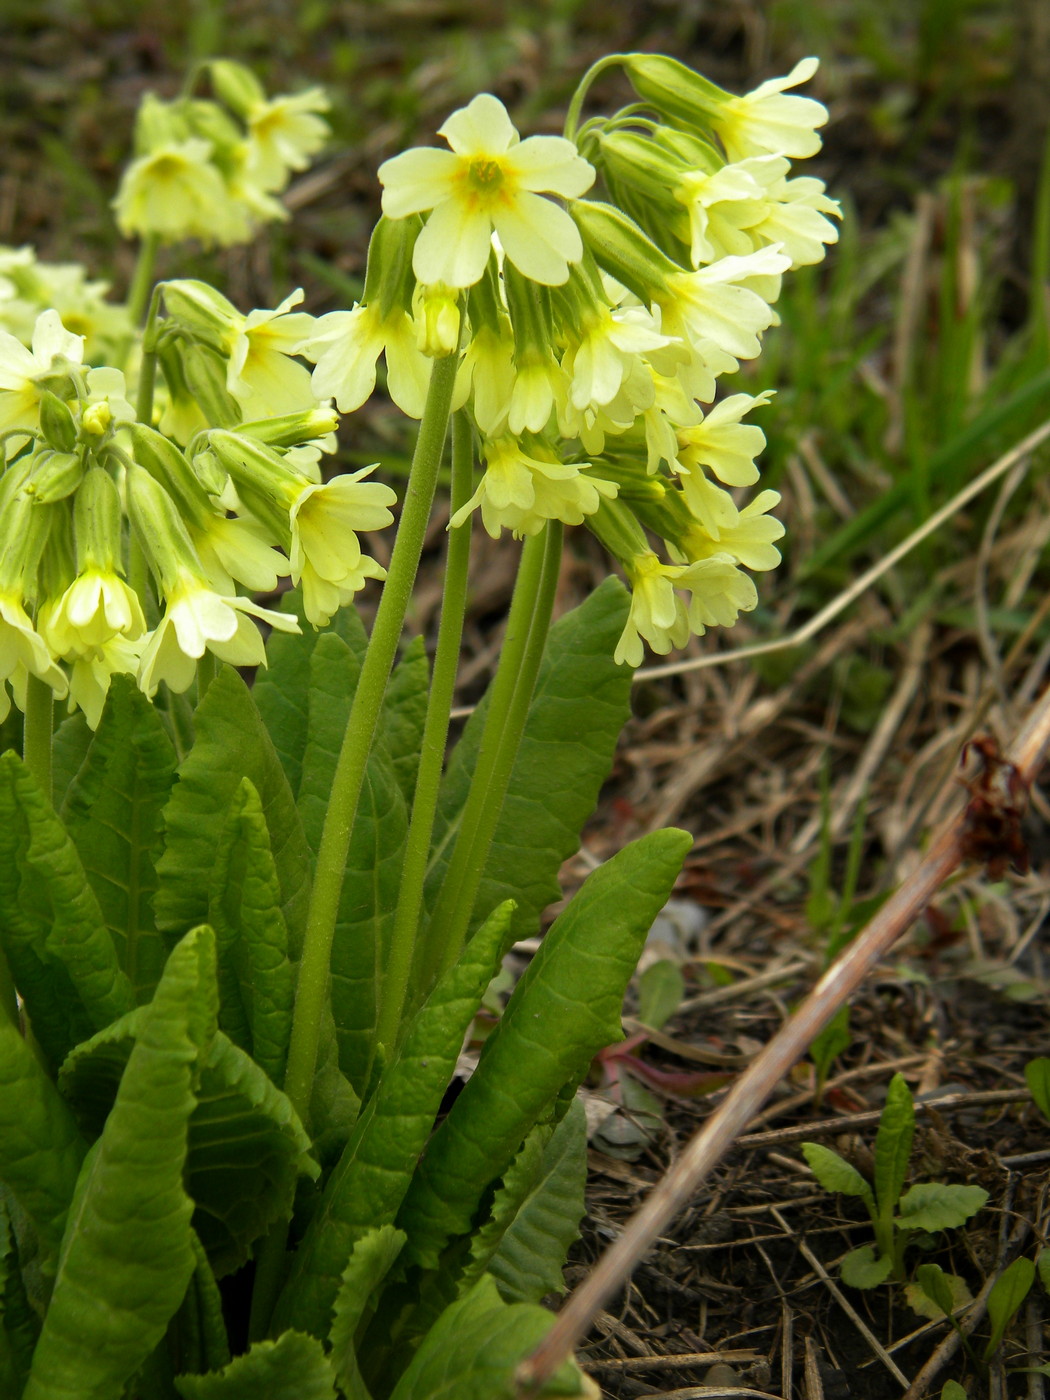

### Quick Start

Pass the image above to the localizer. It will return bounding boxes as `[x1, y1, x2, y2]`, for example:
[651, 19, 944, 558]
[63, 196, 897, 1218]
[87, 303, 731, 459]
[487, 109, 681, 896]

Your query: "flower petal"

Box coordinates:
[492, 192, 582, 285]
[511, 136, 595, 198]
[379, 147, 459, 218]
[438, 94, 517, 155]
[413, 200, 494, 288]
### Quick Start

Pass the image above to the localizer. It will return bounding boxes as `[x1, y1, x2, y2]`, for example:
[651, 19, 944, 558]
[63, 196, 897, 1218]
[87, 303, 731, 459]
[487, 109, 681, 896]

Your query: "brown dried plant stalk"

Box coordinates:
[516, 642, 1050, 1395]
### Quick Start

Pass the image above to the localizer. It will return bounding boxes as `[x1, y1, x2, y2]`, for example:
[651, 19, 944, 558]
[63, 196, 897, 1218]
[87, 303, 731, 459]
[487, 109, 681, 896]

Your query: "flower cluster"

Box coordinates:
[303, 59, 838, 664]
[0, 289, 397, 725]
[112, 60, 330, 248]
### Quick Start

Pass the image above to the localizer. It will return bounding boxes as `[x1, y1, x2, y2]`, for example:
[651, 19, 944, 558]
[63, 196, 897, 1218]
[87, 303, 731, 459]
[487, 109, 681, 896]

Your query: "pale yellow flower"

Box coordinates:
[712, 58, 829, 162]
[615, 553, 690, 666]
[245, 89, 331, 191]
[298, 305, 431, 418]
[379, 94, 595, 287]
[675, 391, 774, 487]
[0, 309, 84, 436]
[138, 570, 299, 697]
[451, 436, 617, 539]
[112, 139, 231, 245]
[288, 468, 397, 626]
[46, 569, 147, 654]
[223, 289, 318, 414]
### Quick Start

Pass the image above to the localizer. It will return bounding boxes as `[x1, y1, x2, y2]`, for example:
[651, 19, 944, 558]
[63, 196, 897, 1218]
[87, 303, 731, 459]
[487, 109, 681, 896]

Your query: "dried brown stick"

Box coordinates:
[515, 681, 1050, 1396]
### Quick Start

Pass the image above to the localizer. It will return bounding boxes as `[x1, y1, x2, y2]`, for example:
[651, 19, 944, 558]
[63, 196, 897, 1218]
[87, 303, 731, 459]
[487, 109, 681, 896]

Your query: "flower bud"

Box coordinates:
[621, 54, 729, 131]
[134, 92, 188, 153]
[181, 341, 241, 428]
[128, 422, 212, 524]
[81, 401, 113, 437]
[125, 462, 202, 594]
[414, 282, 461, 358]
[162, 279, 240, 346]
[207, 429, 300, 540]
[571, 200, 677, 305]
[38, 390, 78, 452]
[363, 215, 421, 320]
[595, 128, 690, 210]
[209, 59, 267, 118]
[585, 496, 649, 564]
[237, 407, 339, 448]
[73, 466, 123, 572]
[23, 448, 84, 504]
[183, 99, 242, 163]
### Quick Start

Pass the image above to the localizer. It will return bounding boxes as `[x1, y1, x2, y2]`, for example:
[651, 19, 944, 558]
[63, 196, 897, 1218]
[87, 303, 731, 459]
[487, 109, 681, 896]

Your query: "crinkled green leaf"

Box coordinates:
[155, 667, 311, 956]
[1025, 1057, 1050, 1122]
[298, 634, 408, 1093]
[329, 1226, 407, 1400]
[61, 675, 177, 1003]
[253, 590, 368, 799]
[896, 1182, 988, 1233]
[0, 1018, 86, 1256]
[802, 1143, 875, 1209]
[874, 1073, 914, 1217]
[59, 1014, 316, 1279]
[178, 1232, 231, 1378]
[400, 828, 692, 1268]
[52, 711, 93, 816]
[175, 1330, 338, 1400]
[426, 577, 633, 946]
[1, 1194, 40, 1392]
[208, 777, 294, 1086]
[984, 1255, 1035, 1359]
[22, 926, 216, 1400]
[388, 1274, 589, 1400]
[0, 750, 134, 1069]
[383, 635, 429, 804]
[470, 1096, 587, 1305]
[839, 1245, 894, 1289]
[273, 901, 515, 1339]
[941, 1382, 968, 1400]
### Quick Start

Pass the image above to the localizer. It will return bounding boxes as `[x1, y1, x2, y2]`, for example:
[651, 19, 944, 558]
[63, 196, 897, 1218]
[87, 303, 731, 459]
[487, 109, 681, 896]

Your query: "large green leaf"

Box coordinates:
[0, 1194, 40, 1393]
[253, 591, 368, 799]
[466, 1096, 587, 1306]
[52, 712, 93, 815]
[399, 828, 691, 1268]
[425, 577, 633, 946]
[207, 777, 295, 1087]
[177, 1232, 231, 1378]
[382, 635, 429, 804]
[22, 926, 216, 1400]
[59, 1015, 317, 1279]
[0, 750, 134, 1069]
[329, 1226, 407, 1400]
[387, 1274, 590, 1400]
[175, 1331, 338, 1400]
[155, 667, 311, 957]
[273, 901, 515, 1339]
[61, 675, 177, 1003]
[298, 634, 408, 1092]
[0, 1019, 86, 1256]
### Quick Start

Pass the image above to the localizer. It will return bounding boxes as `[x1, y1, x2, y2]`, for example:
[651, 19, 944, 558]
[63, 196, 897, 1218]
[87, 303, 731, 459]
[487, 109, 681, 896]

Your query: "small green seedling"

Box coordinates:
[802, 1073, 989, 1287]
[1025, 1056, 1050, 1121]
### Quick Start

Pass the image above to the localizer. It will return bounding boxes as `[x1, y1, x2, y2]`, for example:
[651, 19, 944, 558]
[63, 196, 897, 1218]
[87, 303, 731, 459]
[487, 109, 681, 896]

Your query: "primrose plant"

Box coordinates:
[803, 1074, 989, 1292]
[0, 51, 837, 1399]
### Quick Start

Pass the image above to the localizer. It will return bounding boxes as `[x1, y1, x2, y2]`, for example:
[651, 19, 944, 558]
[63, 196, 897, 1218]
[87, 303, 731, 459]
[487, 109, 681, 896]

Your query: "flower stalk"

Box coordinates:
[375, 408, 475, 1057]
[281, 346, 459, 1123]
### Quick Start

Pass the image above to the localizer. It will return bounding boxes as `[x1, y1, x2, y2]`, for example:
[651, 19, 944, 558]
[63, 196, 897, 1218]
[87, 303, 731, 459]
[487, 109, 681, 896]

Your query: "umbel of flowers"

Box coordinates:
[0, 53, 837, 730]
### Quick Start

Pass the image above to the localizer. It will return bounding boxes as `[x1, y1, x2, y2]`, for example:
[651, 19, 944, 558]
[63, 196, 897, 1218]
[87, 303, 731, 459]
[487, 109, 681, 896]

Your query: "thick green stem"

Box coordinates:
[196, 652, 218, 702]
[135, 282, 166, 426]
[126, 233, 161, 328]
[420, 520, 563, 989]
[375, 411, 475, 1057]
[22, 673, 53, 804]
[281, 349, 458, 1124]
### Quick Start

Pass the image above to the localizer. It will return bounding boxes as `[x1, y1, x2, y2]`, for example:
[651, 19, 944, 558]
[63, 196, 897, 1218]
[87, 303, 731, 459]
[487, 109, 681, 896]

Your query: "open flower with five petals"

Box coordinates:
[378, 94, 595, 288]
